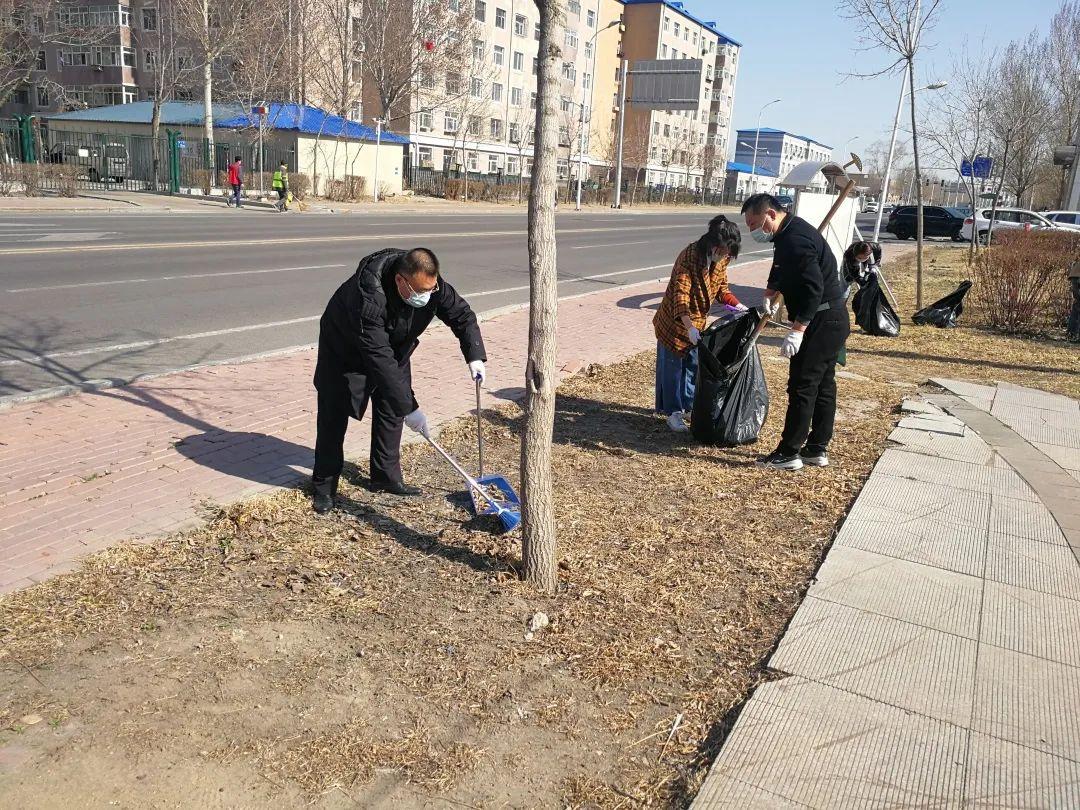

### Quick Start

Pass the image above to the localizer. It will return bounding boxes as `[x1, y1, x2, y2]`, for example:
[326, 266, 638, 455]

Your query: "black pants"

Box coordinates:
[312, 361, 411, 497]
[1069, 277, 1080, 341]
[778, 306, 850, 457]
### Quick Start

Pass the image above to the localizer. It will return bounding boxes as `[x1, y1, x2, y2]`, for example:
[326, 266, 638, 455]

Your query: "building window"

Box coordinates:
[469, 116, 481, 136]
[420, 69, 435, 90]
[444, 111, 458, 133]
[468, 151, 479, 171]
[560, 96, 571, 113]
[561, 62, 575, 81]
[583, 72, 591, 90]
[512, 51, 524, 71]
[418, 110, 433, 131]
[418, 146, 433, 166]
[493, 45, 504, 66]
[558, 126, 569, 144]
[653, 121, 659, 135]
[661, 44, 667, 58]
[514, 14, 527, 36]
[565, 30, 577, 49]
[587, 9, 595, 27]
[488, 154, 500, 173]
[122, 46, 135, 67]
[511, 86, 523, 106]
[534, 22, 540, 40]
[142, 7, 157, 30]
[12, 88, 29, 105]
[495, 7, 506, 28]
[474, 0, 485, 21]
[585, 41, 593, 60]
[530, 91, 536, 109]
[673, 22, 680, 37]
[664, 124, 670, 136]
[348, 101, 362, 121]
[470, 77, 483, 97]
[446, 72, 461, 94]
[507, 155, 519, 174]
[36, 50, 47, 70]
[568, 0, 580, 13]
[532, 57, 538, 75]
[473, 39, 484, 62]
[509, 123, 520, 143]
[36, 85, 49, 107]
[490, 118, 503, 138]
[683, 27, 689, 41]
[60, 48, 91, 67]
[491, 82, 503, 102]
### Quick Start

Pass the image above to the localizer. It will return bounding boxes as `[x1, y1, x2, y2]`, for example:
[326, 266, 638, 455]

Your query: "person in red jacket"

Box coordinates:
[226, 156, 243, 208]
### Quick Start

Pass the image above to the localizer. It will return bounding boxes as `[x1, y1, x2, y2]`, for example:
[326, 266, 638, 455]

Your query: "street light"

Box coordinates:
[750, 98, 780, 195]
[576, 19, 621, 211]
[872, 79, 948, 240]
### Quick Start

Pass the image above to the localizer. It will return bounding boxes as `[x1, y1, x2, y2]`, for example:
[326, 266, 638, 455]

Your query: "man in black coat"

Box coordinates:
[311, 247, 487, 513]
[741, 193, 850, 471]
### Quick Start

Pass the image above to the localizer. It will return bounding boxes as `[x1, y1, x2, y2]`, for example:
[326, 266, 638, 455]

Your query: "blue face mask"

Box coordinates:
[750, 226, 773, 244]
[399, 275, 435, 308]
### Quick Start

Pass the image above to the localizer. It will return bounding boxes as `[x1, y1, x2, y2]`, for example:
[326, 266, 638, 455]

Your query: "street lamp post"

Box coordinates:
[739, 140, 769, 195]
[577, 20, 620, 211]
[750, 98, 780, 196]
[872, 79, 947, 241]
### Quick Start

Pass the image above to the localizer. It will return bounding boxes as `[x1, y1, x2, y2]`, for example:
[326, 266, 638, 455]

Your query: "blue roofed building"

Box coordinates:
[734, 128, 832, 192]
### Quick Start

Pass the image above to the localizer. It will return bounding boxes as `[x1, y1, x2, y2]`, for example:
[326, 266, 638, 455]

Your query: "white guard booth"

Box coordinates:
[781, 160, 859, 270]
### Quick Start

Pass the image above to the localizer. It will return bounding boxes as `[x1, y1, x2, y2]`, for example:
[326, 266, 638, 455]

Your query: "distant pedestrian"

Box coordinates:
[272, 160, 289, 212]
[653, 215, 745, 432]
[227, 156, 243, 208]
[1068, 259, 1080, 343]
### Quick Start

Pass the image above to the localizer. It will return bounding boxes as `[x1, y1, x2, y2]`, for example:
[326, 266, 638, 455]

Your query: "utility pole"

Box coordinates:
[373, 118, 383, 202]
[201, 0, 214, 184]
[612, 56, 627, 209]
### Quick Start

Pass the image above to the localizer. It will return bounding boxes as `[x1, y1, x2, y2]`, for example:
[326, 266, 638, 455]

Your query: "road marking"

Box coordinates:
[570, 240, 650, 250]
[0, 223, 695, 256]
[0, 256, 769, 369]
[6, 263, 348, 293]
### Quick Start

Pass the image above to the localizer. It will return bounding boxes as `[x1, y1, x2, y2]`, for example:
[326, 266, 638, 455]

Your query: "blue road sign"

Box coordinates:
[960, 156, 992, 178]
[176, 139, 187, 149]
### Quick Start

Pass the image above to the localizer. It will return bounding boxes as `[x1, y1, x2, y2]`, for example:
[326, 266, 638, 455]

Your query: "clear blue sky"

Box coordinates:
[682, 0, 1062, 163]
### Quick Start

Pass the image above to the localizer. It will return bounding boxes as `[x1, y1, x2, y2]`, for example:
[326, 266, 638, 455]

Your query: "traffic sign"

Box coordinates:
[176, 139, 187, 149]
[960, 156, 991, 178]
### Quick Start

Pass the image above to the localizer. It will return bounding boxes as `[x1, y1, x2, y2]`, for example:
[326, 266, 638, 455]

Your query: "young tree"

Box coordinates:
[842, 0, 942, 308]
[1043, 1, 1080, 205]
[521, 0, 564, 593]
[510, 102, 536, 202]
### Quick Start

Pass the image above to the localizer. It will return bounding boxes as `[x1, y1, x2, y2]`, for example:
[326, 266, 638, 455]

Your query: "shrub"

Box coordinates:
[20, 164, 44, 197]
[53, 164, 79, 197]
[971, 229, 1079, 334]
[0, 162, 18, 196]
[325, 175, 367, 201]
[288, 173, 310, 200]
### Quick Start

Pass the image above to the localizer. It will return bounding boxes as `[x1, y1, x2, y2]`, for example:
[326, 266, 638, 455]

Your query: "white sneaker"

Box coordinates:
[666, 411, 690, 432]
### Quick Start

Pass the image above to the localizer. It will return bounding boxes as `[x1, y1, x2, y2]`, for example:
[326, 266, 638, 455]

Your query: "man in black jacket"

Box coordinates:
[312, 247, 487, 513]
[742, 193, 850, 471]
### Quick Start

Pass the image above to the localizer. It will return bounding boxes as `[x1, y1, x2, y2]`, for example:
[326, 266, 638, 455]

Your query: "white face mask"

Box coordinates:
[399, 275, 435, 308]
[750, 227, 773, 244]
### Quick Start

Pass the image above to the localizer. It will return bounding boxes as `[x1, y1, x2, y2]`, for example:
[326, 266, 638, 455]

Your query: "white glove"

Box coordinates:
[687, 326, 701, 345]
[733, 302, 749, 312]
[780, 330, 804, 359]
[404, 408, 429, 436]
[468, 360, 486, 385]
[762, 295, 780, 316]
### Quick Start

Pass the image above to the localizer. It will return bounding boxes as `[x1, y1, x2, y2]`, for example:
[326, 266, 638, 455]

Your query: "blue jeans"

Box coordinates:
[231, 183, 242, 207]
[655, 341, 697, 415]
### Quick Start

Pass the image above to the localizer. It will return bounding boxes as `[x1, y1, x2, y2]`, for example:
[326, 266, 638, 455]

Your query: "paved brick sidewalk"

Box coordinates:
[0, 259, 770, 594]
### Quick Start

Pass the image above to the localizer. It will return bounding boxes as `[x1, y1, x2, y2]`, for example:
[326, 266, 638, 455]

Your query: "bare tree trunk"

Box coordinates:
[985, 141, 1010, 248]
[151, 98, 163, 191]
[908, 57, 925, 309]
[521, 0, 562, 593]
[202, 0, 215, 186]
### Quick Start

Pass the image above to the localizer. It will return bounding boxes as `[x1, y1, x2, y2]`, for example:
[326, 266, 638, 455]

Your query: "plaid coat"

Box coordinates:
[653, 242, 741, 356]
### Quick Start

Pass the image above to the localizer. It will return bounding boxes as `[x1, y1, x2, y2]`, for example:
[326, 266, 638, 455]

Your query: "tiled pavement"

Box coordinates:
[693, 379, 1080, 809]
[0, 260, 772, 595]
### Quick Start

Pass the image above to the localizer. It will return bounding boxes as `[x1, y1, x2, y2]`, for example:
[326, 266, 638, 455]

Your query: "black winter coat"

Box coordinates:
[314, 248, 486, 418]
[767, 215, 845, 324]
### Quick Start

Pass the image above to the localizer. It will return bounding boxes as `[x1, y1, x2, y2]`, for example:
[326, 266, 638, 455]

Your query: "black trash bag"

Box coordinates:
[691, 311, 769, 446]
[851, 274, 901, 337]
[912, 280, 973, 328]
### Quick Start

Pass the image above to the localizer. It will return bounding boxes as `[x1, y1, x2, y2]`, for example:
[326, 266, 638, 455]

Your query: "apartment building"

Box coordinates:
[733, 128, 832, 190]
[620, 0, 740, 191]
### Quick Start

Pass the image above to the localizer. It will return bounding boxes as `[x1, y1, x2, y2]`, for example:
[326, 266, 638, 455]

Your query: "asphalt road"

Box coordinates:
[0, 208, 774, 397]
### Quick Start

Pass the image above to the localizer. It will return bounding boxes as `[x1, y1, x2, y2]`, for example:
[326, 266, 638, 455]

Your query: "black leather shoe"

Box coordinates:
[312, 493, 334, 514]
[370, 479, 421, 497]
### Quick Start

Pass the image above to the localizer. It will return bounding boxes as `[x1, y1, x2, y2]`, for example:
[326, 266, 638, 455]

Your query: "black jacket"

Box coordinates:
[314, 248, 486, 418]
[842, 241, 882, 286]
[767, 214, 845, 324]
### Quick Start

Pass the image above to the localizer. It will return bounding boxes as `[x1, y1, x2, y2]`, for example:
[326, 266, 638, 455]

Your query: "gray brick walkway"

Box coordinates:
[693, 379, 1080, 809]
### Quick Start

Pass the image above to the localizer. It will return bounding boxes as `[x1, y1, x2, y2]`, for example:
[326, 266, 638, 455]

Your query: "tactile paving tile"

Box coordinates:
[973, 644, 1080, 761]
[1034, 443, 1080, 473]
[931, 378, 999, 402]
[874, 448, 994, 493]
[985, 531, 1080, 601]
[900, 399, 945, 415]
[888, 427, 996, 464]
[809, 546, 982, 639]
[981, 580, 1080, 668]
[966, 731, 1080, 809]
[990, 496, 1068, 545]
[994, 384, 1080, 414]
[852, 476, 991, 529]
[834, 517, 986, 577]
[691, 677, 967, 810]
[769, 597, 977, 726]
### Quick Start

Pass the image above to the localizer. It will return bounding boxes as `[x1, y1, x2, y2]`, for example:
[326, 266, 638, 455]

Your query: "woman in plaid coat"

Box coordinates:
[653, 215, 745, 432]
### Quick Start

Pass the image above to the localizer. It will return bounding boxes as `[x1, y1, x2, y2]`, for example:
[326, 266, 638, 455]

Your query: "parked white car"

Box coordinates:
[864, 200, 879, 214]
[1042, 211, 1080, 232]
[960, 207, 1061, 243]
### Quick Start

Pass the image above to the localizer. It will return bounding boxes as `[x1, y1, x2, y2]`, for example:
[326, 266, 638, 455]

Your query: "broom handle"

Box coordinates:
[424, 433, 506, 514]
[475, 378, 484, 479]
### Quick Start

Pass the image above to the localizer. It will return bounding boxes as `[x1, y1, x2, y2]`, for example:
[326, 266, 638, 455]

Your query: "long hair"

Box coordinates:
[696, 214, 742, 262]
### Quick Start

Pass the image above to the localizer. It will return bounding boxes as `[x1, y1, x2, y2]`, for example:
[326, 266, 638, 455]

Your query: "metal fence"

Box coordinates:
[1, 119, 297, 195]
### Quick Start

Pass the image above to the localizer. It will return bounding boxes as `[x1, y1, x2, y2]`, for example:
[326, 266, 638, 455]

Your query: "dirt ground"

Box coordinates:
[1, 245, 1076, 810]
